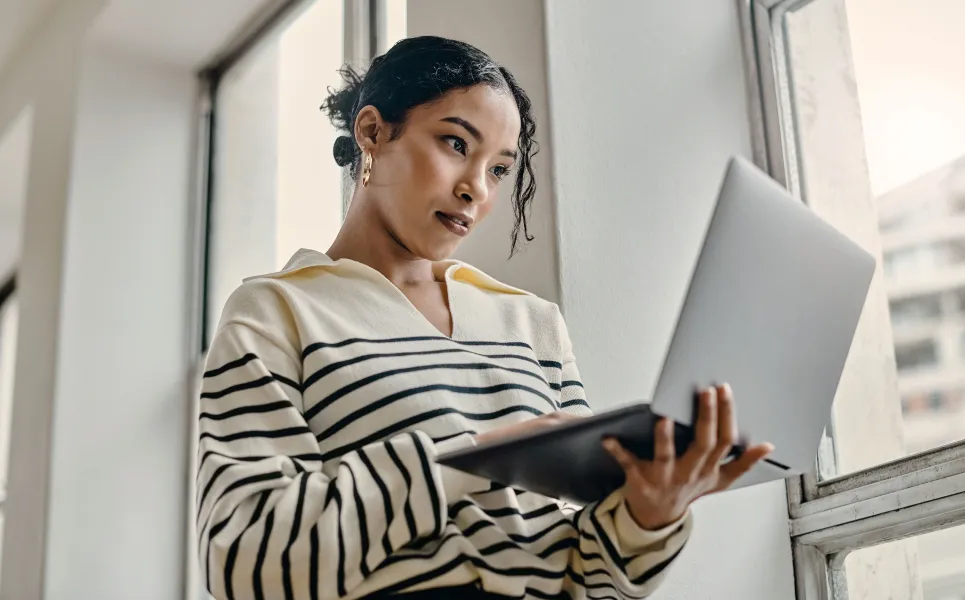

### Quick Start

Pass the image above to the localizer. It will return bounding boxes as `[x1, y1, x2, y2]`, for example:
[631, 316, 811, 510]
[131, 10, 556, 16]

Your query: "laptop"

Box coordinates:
[437, 156, 876, 504]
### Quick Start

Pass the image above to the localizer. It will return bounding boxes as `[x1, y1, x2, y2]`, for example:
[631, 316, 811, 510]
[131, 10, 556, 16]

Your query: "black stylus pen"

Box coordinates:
[725, 444, 790, 471]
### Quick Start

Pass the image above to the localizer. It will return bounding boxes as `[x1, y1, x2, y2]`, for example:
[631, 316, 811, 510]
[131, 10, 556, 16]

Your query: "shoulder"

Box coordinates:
[219, 277, 294, 329]
[449, 260, 569, 346]
[449, 260, 560, 311]
[215, 248, 341, 355]
[221, 248, 350, 324]
[212, 278, 301, 361]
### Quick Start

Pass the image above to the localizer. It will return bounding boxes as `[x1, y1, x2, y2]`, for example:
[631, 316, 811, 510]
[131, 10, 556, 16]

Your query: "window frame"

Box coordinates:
[184, 2, 383, 597]
[194, 0, 380, 355]
[0, 269, 15, 512]
[738, 0, 965, 597]
[0, 270, 16, 588]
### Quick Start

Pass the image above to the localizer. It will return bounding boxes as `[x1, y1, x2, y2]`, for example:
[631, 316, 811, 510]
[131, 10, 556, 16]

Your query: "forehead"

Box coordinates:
[410, 84, 521, 148]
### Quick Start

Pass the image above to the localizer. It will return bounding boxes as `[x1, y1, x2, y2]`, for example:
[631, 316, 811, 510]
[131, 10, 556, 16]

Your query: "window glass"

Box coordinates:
[0, 299, 17, 498]
[843, 523, 965, 600]
[894, 338, 939, 372]
[890, 295, 942, 327]
[0, 107, 31, 582]
[205, 0, 346, 344]
[784, 0, 965, 481]
[848, 0, 965, 466]
[382, 0, 407, 52]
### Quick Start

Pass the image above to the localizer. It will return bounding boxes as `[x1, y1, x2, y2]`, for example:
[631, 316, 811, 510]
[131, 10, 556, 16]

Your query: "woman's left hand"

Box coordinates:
[602, 383, 774, 531]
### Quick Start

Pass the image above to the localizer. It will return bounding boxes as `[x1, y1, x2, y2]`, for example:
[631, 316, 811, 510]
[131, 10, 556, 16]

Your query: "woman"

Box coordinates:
[197, 36, 773, 600]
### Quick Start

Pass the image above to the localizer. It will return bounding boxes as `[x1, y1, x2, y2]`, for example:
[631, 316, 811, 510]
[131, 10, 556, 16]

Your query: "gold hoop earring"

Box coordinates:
[361, 152, 373, 187]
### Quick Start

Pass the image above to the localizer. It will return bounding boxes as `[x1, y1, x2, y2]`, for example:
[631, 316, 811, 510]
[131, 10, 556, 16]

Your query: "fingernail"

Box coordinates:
[602, 439, 617, 451]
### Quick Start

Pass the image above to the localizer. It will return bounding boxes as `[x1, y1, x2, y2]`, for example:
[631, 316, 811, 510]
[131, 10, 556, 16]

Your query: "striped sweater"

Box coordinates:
[197, 248, 691, 600]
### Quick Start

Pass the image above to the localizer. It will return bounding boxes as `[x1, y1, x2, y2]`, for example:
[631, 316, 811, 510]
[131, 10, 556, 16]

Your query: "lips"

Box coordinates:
[435, 211, 472, 237]
[443, 214, 468, 227]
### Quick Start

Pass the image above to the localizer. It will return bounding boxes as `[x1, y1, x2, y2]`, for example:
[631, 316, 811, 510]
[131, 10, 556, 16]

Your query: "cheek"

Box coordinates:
[477, 195, 498, 222]
[403, 142, 451, 190]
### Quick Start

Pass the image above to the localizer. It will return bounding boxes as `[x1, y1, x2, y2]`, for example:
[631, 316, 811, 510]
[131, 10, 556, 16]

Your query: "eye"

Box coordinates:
[491, 165, 513, 180]
[443, 135, 467, 156]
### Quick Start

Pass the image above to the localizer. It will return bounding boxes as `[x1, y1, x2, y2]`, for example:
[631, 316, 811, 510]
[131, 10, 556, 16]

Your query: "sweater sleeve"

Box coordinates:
[552, 308, 692, 598]
[197, 321, 488, 600]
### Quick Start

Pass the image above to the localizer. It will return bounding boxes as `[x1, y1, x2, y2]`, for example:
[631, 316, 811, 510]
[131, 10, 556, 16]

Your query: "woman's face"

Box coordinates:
[356, 84, 522, 261]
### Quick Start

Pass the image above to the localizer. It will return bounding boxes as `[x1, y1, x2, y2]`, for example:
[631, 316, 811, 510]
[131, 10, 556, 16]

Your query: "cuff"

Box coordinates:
[612, 495, 693, 553]
[431, 432, 493, 501]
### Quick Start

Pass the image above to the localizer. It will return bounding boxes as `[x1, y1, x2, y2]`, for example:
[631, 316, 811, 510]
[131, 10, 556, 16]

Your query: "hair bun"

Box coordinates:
[333, 135, 357, 167]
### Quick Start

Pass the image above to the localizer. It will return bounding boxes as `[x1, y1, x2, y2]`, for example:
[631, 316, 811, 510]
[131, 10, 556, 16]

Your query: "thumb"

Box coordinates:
[603, 438, 637, 472]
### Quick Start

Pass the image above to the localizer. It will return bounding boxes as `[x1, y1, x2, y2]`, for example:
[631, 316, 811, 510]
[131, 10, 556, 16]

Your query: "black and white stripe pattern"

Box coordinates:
[197, 260, 690, 600]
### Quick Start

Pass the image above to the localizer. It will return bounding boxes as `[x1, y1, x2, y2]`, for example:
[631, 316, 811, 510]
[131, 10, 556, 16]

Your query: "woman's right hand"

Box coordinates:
[474, 412, 584, 445]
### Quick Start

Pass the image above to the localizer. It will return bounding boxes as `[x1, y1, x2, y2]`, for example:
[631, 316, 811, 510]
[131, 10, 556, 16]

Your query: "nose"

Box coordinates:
[454, 168, 488, 205]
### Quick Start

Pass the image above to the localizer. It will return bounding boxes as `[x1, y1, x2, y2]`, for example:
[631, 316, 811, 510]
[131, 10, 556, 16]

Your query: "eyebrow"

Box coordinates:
[441, 116, 518, 160]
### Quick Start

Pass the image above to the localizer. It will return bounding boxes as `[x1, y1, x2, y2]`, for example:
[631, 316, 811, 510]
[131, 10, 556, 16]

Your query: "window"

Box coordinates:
[894, 338, 939, 372]
[890, 295, 942, 328]
[0, 102, 30, 591]
[202, 0, 410, 347]
[741, 0, 965, 598]
[0, 281, 17, 583]
[942, 238, 965, 267]
[884, 245, 928, 278]
[380, 0, 407, 53]
[842, 523, 965, 600]
[203, 0, 348, 346]
[885, 240, 965, 278]
[191, 1, 406, 597]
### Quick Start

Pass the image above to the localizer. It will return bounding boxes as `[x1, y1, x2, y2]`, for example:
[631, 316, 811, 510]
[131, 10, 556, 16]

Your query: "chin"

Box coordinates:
[409, 235, 461, 261]
[420, 244, 459, 262]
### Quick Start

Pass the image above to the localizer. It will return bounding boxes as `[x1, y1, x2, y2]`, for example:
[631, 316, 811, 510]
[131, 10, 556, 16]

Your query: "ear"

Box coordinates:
[354, 105, 388, 155]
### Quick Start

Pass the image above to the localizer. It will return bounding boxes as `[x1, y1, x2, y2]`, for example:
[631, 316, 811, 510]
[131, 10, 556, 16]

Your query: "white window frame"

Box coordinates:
[738, 0, 965, 597]
[184, 2, 384, 597]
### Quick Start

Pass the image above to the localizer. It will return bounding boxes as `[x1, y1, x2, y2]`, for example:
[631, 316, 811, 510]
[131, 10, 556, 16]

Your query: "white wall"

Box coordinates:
[407, 1, 796, 598]
[41, 46, 196, 600]
[545, 3, 795, 597]
[0, 2, 104, 598]
[2, 1, 331, 599]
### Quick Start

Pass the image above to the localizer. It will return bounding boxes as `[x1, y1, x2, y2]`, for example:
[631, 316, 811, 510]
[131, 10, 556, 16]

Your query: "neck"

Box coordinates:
[327, 192, 436, 287]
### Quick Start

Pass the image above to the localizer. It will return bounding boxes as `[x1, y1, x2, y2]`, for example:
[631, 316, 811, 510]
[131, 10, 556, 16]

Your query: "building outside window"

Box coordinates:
[745, 0, 965, 597]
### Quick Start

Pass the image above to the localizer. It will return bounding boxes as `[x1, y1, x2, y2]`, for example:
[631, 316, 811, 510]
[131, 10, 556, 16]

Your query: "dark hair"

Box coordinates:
[320, 36, 538, 256]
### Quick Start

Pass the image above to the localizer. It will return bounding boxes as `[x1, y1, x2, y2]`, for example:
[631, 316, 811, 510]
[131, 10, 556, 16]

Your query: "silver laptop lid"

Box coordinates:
[651, 156, 876, 478]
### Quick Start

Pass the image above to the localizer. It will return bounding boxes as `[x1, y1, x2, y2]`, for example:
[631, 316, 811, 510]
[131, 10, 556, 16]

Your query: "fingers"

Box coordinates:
[603, 438, 639, 476]
[653, 418, 676, 483]
[716, 442, 775, 491]
[679, 387, 717, 475]
[705, 384, 738, 472]
[604, 416, 675, 487]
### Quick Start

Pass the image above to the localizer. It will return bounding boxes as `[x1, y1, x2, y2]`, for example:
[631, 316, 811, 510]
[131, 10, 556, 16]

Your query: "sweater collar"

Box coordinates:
[245, 248, 529, 297]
